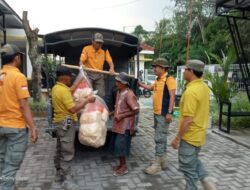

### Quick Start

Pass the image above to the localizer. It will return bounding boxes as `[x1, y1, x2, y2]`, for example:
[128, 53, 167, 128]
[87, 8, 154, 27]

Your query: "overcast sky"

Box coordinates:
[6, 0, 174, 34]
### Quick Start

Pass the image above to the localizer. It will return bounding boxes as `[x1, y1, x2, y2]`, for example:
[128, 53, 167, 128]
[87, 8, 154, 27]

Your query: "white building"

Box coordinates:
[134, 43, 154, 80]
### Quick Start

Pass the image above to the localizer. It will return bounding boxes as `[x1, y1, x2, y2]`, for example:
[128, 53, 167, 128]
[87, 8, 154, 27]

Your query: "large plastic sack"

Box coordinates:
[73, 81, 93, 102]
[78, 121, 107, 148]
[73, 67, 93, 102]
[80, 111, 102, 124]
[102, 109, 109, 122]
[78, 95, 109, 148]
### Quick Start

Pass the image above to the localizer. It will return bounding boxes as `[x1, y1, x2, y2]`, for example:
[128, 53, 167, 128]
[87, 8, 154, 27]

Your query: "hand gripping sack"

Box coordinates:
[78, 95, 109, 148]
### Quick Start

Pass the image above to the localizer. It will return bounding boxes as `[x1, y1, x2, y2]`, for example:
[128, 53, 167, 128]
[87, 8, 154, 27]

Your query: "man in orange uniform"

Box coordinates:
[79, 32, 115, 98]
[139, 58, 176, 175]
[0, 44, 38, 190]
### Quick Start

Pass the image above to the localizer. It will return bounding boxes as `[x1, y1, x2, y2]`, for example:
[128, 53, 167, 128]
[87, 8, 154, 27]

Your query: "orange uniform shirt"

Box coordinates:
[0, 65, 30, 128]
[80, 45, 113, 70]
[152, 73, 176, 116]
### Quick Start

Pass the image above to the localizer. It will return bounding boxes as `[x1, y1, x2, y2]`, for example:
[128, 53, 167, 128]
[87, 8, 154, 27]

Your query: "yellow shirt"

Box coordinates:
[52, 82, 77, 123]
[80, 45, 113, 70]
[0, 65, 30, 128]
[152, 73, 176, 116]
[179, 79, 210, 147]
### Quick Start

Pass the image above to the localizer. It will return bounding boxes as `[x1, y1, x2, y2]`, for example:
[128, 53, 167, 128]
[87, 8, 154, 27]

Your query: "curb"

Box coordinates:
[212, 129, 250, 149]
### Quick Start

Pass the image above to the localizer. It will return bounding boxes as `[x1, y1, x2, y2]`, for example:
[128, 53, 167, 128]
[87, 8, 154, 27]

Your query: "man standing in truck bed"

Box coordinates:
[79, 32, 115, 98]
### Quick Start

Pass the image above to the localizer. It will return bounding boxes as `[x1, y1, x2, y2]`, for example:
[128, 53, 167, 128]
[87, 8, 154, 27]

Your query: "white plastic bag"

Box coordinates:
[73, 67, 93, 102]
[80, 111, 102, 124]
[78, 121, 107, 148]
[78, 95, 109, 148]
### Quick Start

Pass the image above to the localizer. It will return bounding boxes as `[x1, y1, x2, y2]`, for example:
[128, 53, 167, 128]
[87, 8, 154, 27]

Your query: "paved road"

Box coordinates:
[13, 107, 250, 190]
[139, 97, 152, 109]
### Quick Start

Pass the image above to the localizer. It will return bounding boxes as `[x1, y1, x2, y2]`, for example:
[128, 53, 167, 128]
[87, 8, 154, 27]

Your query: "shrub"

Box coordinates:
[230, 93, 250, 128]
[28, 98, 47, 113]
[210, 92, 250, 128]
[205, 49, 236, 103]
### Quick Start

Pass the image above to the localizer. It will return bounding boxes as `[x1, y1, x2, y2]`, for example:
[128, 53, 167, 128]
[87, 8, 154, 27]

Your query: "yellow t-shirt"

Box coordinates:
[79, 45, 113, 70]
[152, 73, 176, 116]
[179, 79, 210, 147]
[0, 65, 30, 128]
[52, 82, 77, 123]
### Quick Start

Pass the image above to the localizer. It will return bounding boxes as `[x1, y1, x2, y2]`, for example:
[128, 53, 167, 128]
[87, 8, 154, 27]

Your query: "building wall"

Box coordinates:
[0, 29, 32, 78]
[134, 50, 154, 79]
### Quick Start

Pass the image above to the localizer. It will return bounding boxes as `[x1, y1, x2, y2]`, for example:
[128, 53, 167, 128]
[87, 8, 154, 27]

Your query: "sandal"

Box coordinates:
[113, 166, 128, 176]
[112, 165, 120, 171]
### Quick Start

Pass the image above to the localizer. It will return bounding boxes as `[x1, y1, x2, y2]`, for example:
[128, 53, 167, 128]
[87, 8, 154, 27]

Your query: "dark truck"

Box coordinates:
[41, 28, 141, 139]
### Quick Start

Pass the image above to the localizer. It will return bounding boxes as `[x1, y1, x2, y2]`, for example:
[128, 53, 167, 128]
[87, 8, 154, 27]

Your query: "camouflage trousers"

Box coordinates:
[54, 123, 76, 177]
[154, 114, 169, 156]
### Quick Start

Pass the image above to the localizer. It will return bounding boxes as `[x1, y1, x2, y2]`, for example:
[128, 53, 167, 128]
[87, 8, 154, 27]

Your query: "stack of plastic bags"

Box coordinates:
[73, 68, 109, 148]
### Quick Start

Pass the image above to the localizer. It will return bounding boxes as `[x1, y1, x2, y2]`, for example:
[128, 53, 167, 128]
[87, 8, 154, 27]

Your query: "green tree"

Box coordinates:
[205, 17, 232, 55]
[174, 0, 215, 44]
[131, 25, 149, 42]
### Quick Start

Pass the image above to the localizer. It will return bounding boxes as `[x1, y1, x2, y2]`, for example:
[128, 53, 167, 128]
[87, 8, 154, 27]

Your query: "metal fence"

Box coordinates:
[230, 63, 250, 91]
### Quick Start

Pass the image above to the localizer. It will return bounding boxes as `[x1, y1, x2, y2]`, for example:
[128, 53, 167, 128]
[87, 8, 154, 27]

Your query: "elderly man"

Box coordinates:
[139, 58, 176, 175]
[79, 32, 115, 98]
[171, 60, 217, 190]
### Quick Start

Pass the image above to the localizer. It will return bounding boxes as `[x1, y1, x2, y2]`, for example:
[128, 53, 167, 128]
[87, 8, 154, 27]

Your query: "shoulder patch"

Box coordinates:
[0, 72, 6, 86]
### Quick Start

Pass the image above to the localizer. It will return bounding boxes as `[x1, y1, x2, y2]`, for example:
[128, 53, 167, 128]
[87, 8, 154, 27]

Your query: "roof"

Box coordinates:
[0, 0, 23, 29]
[42, 27, 140, 58]
[140, 43, 154, 51]
[216, 0, 250, 18]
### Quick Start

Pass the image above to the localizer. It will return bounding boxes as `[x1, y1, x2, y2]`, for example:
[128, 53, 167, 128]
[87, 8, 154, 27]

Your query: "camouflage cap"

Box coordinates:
[93, 33, 104, 43]
[0, 44, 24, 57]
[186, 59, 205, 72]
[152, 58, 170, 68]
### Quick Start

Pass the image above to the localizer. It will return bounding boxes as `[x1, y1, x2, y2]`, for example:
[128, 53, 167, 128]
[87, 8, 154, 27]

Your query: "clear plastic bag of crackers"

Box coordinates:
[73, 66, 93, 102]
[78, 95, 109, 148]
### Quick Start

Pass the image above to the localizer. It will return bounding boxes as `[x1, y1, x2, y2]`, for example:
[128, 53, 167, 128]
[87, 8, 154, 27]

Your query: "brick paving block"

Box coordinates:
[120, 186, 130, 190]
[137, 182, 152, 187]
[127, 180, 136, 189]
[117, 178, 129, 183]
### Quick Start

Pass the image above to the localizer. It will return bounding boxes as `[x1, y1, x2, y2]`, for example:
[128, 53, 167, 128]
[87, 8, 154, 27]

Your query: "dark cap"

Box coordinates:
[186, 59, 205, 72]
[0, 44, 24, 57]
[152, 58, 170, 68]
[56, 66, 72, 77]
[93, 33, 104, 43]
[115, 72, 130, 85]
